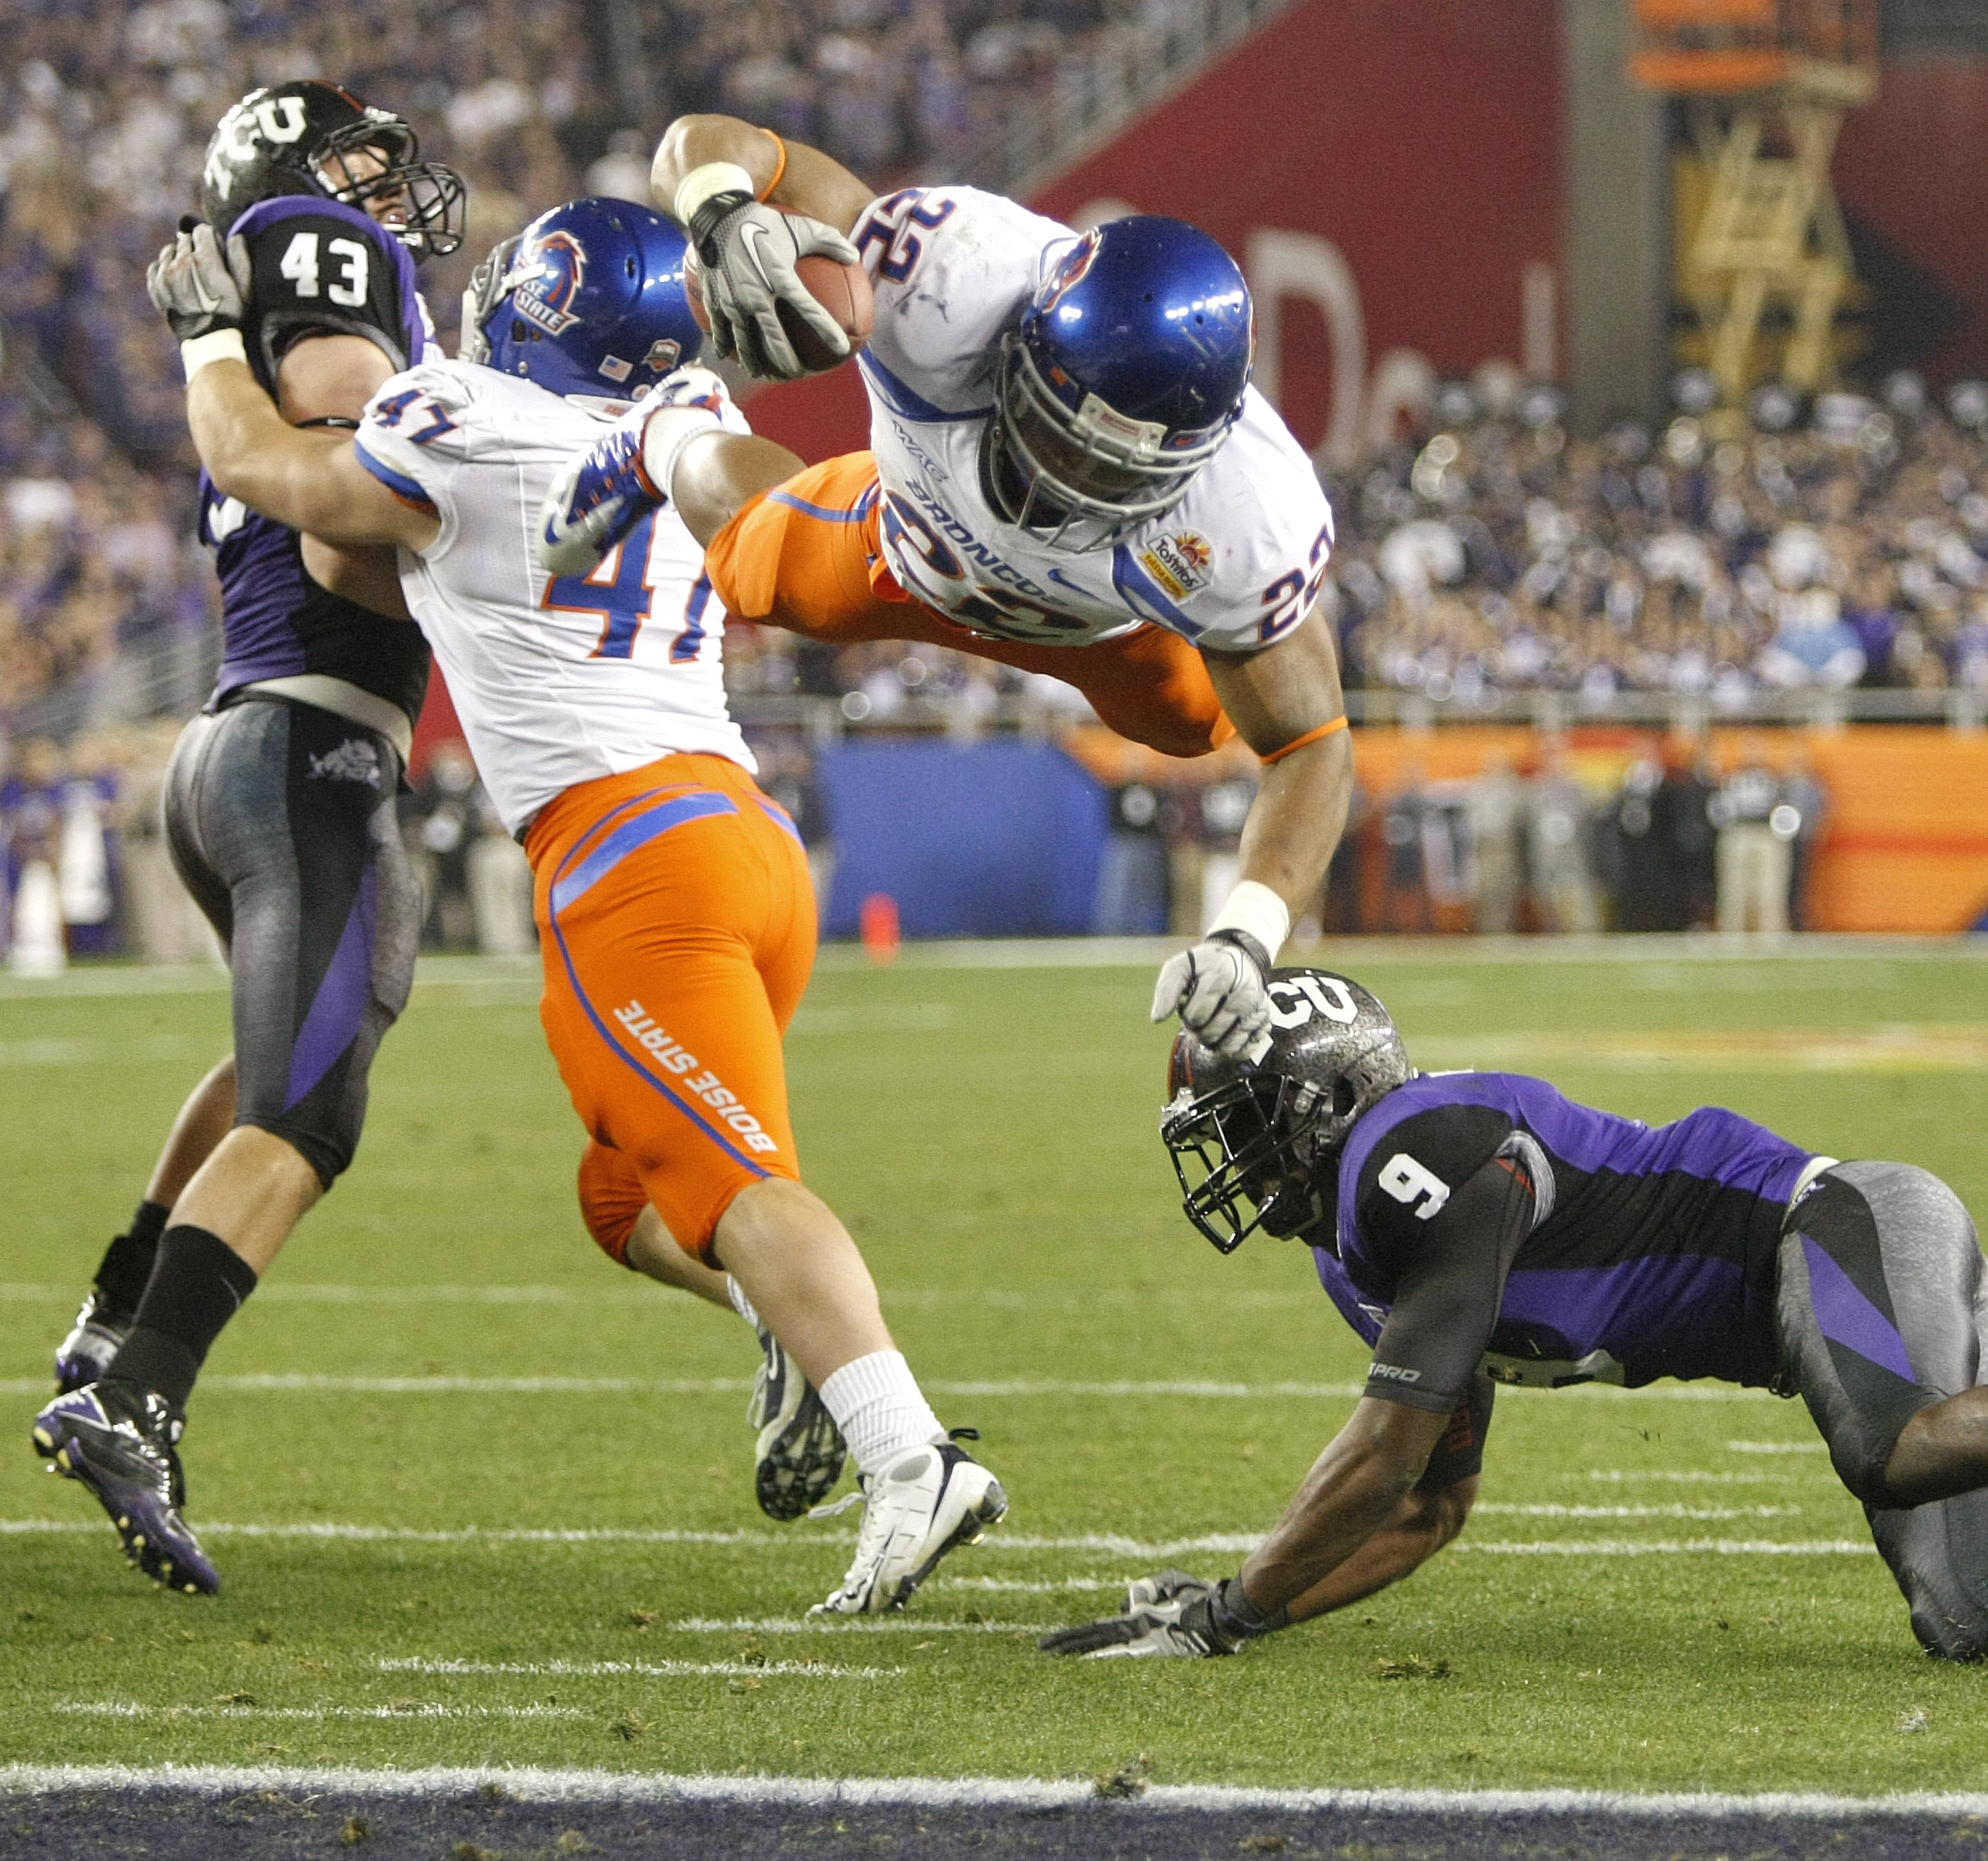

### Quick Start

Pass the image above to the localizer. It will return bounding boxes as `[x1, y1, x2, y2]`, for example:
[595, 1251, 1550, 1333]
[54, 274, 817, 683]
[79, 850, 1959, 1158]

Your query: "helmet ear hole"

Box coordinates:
[1332, 1079, 1357, 1118]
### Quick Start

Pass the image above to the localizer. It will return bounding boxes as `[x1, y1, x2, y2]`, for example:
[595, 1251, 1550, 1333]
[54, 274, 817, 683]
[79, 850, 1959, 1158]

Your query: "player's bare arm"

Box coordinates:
[1239, 1397, 1460, 1620]
[185, 356, 438, 555]
[1205, 613, 1355, 914]
[1281, 1475, 1478, 1622]
[649, 114, 865, 379]
[275, 332, 412, 619]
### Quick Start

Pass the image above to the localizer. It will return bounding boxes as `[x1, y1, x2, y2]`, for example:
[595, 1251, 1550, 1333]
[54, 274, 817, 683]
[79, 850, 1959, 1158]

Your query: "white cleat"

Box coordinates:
[811, 1441, 1007, 1615]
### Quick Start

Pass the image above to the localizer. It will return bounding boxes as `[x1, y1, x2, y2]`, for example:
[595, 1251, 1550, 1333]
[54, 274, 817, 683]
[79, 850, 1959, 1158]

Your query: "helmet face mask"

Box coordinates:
[984, 216, 1252, 553]
[200, 83, 466, 258]
[1161, 971, 1413, 1255]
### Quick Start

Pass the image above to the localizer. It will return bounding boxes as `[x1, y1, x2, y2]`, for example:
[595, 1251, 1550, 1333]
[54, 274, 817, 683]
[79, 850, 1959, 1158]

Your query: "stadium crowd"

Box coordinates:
[7, 4, 1985, 957]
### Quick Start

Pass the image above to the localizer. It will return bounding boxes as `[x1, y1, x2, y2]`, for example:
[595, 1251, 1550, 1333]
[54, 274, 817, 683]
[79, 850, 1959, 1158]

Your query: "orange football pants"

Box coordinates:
[704, 452, 1235, 760]
[526, 752, 815, 1262]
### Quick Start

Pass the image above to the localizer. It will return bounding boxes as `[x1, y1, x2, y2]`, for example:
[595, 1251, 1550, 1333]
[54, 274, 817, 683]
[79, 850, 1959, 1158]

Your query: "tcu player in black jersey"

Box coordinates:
[1044, 970, 1988, 1663]
[33, 83, 465, 1593]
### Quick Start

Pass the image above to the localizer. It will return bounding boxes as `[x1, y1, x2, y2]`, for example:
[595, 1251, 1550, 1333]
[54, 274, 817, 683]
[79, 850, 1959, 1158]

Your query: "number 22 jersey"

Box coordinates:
[352, 360, 755, 837]
[849, 186, 1333, 653]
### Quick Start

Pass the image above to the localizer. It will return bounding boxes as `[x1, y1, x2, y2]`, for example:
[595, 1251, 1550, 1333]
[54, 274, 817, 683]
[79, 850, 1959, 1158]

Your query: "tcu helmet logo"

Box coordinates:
[1264, 974, 1360, 1031]
[1038, 228, 1103, 314]
[510, 232, 587, 338]
[204, 94, 311, 202]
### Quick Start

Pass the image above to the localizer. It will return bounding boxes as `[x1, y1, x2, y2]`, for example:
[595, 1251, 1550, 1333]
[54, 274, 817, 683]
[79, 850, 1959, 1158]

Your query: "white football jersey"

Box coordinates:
[353, 360, 755, 836]
[849, 186, 1334, 653]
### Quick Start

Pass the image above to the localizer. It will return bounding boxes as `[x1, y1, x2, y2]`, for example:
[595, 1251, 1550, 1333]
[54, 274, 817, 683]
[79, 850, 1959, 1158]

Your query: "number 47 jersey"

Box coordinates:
[353, 359, 755, 837]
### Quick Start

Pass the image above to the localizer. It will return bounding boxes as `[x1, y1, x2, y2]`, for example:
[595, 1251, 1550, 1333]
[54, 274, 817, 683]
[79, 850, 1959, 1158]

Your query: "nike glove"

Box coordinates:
[685, 191, 860, 381]
[1039, 1572, 1288, 1659]
[146, 218, 250, 344]
[1150, 929, 1273, 1058]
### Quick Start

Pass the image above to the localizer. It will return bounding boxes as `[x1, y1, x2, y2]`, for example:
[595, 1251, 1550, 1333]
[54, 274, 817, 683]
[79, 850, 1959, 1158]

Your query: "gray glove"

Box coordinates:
[684, 191, 860, 381]
[1150, 929, 1273, 1058]
[1038, 1572, 1287, 1659]
[146, 218, 251, 344]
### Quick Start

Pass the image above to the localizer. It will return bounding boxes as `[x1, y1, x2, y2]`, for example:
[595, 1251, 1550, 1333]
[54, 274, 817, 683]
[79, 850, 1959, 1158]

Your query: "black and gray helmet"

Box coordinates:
[199, 80, 466, 257]
[1162, 969, 1412, 1253]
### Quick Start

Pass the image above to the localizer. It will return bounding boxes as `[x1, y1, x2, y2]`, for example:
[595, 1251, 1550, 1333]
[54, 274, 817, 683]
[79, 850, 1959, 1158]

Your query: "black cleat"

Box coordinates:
[53, 1290, 134, 1395]
[750, 1322, 848, 1521]
[32, 1380, 218, 1595]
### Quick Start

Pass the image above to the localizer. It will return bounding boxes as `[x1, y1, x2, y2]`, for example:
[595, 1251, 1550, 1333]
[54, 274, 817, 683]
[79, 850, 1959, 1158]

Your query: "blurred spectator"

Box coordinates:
[404, 738, 481, 949]
[1712, 744, 1792, 936]
[1091, 780, 1169, 935]
[1780, 755, 1829, 930]
[1525, 750, 1600, 934]
[1465, 751, 1524, 933]
[467, 794, 535, 956]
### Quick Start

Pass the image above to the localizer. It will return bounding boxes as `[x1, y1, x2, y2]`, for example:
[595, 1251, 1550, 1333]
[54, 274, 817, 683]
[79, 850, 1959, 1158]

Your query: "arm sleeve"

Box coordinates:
[351, 363, 480, 558]
[1362, 1148, 1538, 1414]
[1413, 1372, 1495, 1491]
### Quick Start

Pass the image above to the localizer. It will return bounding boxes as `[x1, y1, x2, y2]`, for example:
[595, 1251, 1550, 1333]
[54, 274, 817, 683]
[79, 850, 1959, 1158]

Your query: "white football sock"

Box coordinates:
[819, 1349, 946, 1478]
[725, 1275, 761, 1330]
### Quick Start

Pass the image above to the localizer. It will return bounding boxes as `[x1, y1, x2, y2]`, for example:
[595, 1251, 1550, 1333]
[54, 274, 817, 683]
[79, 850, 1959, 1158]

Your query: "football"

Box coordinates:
[682, 247, 873, 374]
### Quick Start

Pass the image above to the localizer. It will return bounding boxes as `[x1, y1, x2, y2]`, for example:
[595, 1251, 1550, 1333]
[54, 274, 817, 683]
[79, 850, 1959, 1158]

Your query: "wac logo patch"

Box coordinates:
[1137, 532, 1214, 601]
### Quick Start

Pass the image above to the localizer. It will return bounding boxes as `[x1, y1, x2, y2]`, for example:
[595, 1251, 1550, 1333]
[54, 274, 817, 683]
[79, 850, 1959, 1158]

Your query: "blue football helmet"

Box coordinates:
[987, 215, 1253, 551]
[460, 198, 704, 401]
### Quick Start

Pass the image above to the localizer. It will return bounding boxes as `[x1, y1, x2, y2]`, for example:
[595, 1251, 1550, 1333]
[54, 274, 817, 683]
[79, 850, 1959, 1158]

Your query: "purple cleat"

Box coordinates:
[32, 1381, 219, 1595]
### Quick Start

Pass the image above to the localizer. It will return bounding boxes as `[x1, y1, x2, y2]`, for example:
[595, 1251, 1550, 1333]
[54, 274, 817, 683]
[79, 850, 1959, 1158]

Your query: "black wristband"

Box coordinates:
[686, 190, 755, 267]
[1213, 1575, 1289, 1645]
[1206, 928, 1271, 978]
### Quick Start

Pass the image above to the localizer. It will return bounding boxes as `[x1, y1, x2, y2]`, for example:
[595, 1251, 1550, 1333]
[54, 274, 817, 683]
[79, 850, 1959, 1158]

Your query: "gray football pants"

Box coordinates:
[164, 696, 419, 1189]
[1777, 1160, 1988, 1659]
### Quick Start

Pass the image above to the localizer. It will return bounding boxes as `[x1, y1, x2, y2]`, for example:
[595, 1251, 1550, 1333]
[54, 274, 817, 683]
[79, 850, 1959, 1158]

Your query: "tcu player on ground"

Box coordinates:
[1043, 971, 1988, 1662]
[537, 115, 1354, 1068]
[34, 83, 465, 1594]
[116, 197, 1007, 1616]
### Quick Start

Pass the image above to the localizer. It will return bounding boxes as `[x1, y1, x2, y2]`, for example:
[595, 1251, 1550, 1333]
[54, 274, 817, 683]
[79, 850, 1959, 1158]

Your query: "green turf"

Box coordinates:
[4, 942, 1988, 1790]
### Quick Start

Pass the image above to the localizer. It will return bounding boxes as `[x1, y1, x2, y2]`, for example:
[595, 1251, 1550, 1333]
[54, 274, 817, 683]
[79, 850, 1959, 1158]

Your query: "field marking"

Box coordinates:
[935, 1576, 1119, 1593]
[1473, 1503, 1802, 1520]
[0, 1368, 1787, 1404]
[376, 1657, 900, 1681]
[1415, 1027, 1988, 1074]
[1, 1517, 1873, 1559]
[674, 1618, 1040, 1634]
[62, 1702, 581, 1723]
[1728, 1441, 1830, 1454]
[1579, 1470, 1778, 1484]
[1455, 1538, 1873, 1557]
[10, 1763, 1988, 1818]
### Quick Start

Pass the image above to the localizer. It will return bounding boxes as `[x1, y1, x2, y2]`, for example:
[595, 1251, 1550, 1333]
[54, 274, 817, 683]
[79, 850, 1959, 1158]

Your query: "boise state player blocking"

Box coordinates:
[111, 198, 1008, 1616]
[537, 115, 1353, 1074]
[34, 84, 464, 1594]
[1041, 972, 1988, 1663]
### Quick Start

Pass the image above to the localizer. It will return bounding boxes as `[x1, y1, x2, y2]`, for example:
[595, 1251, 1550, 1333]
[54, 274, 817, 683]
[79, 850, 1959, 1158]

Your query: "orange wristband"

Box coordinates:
[1258, 715, 1349, 766]
[757, 130, 789, 202]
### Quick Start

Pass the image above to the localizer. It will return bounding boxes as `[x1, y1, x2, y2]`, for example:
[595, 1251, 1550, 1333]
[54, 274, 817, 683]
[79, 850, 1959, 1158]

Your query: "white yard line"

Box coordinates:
[8, 1763, 1988, 1818]
[0, 1517, 1873, 1557]
[673, 1618, 1040, 1634]
[376, 1657, 898, 1680]
[54, 1702, 584, 1721]
[1472, 1503, 1803, 1520]
[1727, 1441, 1831, 1454]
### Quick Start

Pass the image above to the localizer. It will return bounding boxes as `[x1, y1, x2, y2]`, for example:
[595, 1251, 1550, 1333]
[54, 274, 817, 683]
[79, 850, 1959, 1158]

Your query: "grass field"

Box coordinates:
[5, 939, 1988, 1797]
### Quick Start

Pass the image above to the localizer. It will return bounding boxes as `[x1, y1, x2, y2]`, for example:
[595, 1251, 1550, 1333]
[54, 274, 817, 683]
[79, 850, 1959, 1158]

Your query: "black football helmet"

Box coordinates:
[1162, 969, 1412, 1254]
[199, 81, 466, 257]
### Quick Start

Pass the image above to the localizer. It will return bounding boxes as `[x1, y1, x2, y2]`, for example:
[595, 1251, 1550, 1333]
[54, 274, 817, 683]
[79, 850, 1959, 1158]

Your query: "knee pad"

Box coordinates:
[577, 1140, 647, 1268]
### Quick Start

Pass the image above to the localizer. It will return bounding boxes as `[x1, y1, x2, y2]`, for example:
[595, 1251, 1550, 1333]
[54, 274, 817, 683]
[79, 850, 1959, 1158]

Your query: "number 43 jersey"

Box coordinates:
[1316, 1071, 1828, 1413]
[353, 359, 755, 837]
[850, 186, 1333, 652]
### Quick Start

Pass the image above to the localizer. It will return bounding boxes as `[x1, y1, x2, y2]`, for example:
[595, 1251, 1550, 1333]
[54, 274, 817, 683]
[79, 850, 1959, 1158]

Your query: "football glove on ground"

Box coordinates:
[535, 370, 727, 579]
[146, 218, 250, 343]
[685, 192, 860, 381]
[1038, 1571, 1288, 1659]
[1150, 930, 1273, 1058]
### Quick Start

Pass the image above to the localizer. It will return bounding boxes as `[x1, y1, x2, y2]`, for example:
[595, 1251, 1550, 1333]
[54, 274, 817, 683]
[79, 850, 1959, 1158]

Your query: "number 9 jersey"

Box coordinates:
[352, 360, 756, 837]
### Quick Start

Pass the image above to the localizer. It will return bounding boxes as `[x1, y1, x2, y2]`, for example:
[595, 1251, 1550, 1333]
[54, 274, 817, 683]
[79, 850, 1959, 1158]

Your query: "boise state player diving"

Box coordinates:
[113, 197, 1007, 1617]
[1042, 971, 1988, 1663]
[535, 113, 1353, 1075]
[34, 83, 465, 1595]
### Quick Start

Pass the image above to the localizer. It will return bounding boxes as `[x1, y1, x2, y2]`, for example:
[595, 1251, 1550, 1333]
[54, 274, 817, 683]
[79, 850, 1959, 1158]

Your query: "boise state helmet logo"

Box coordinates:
[1038, 229, 1103, 314]
[512, 232, 587, 339]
